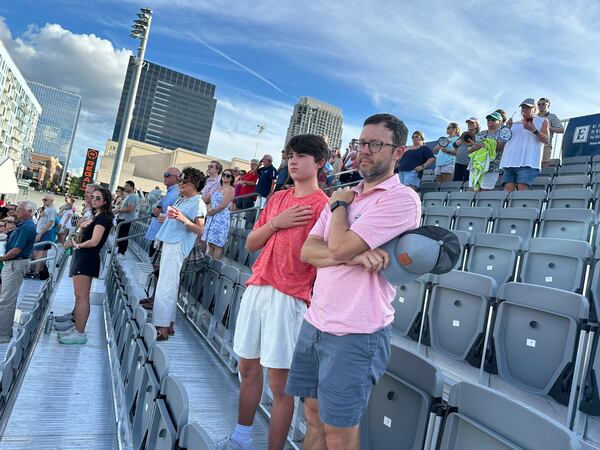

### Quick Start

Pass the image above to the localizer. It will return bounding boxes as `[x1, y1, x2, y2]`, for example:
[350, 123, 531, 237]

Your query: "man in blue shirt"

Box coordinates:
[145, 167, 181, 257]
[254, 154, 278, 209]
[0, 200, 37, 342]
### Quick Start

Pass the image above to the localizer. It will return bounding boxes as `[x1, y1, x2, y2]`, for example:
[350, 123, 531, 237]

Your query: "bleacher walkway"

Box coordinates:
[0, 264, 118, 449]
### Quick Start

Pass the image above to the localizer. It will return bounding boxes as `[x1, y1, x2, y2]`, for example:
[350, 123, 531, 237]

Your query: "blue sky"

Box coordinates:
[1, 0, 599, 176]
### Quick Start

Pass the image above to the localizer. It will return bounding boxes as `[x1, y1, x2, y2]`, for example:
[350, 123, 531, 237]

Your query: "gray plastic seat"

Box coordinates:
[474, 191, 507, 214]
[124, 323, 157, 409]
[451, 230, 469, 270]
[530, 176, 552, 191]
[0, 347, 16, 407]
[465, 233, 521, 287]
[540, 166, 557, 178]
[360, 345, 444, 450]
[440, 181, 464, 193]
[492, 208, 538, 240]
[508, 190, 546, 210]
[447, 191, 475, 209]
[179, 422, 216, 449]
[147, 376, 189, 450]
[552, 175, 590, 190]
[539, 208, 594, 242]
[453, 207, 493, 238]
[558, 164, 590, 176]
[439, 381, 581, 450]
[519, 238, 592, 293]
[563, 155, 591, 166]
[207, 266, 240, 357]
[547, 188, 593, 209]
[419, 181, 439, 195]
[427, 271, 497, 366]
[201, 259, 224, 312]
[422, 206, 455, 229]
[422, 192, 447, 208]
[237, 230, 252, 267]
[588, 262, 600, 322]
[492, 282, 589, 400]
[391, 275, 429, 337]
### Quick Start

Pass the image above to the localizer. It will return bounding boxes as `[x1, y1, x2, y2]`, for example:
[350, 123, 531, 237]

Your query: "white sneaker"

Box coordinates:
[215, 435, 252, 450]
[57, 328, 73, 338]
[58, 330, 87, 345]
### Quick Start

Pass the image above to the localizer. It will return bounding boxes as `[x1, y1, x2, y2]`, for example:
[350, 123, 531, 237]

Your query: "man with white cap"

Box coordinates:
[501, 98, 549, 192]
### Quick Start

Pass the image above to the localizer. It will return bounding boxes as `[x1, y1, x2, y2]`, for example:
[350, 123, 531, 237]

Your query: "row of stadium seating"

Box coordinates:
[105, 259, 215, 450]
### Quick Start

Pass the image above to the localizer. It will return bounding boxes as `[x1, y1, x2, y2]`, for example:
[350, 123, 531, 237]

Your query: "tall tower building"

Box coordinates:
[285, 96, 343, 149]
[0, 40, 41, 171]
[27, 81, 81, 164]
[112, 57, 217, 154]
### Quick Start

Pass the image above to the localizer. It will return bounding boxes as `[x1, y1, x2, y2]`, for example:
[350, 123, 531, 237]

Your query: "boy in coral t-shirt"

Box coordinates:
[217, 135, 329, 450]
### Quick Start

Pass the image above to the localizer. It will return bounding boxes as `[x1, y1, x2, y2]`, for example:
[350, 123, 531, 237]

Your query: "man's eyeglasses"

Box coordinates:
[352, 139, 396, 153]
[537, 102, 547, 106]
[163, 172, 175, 178]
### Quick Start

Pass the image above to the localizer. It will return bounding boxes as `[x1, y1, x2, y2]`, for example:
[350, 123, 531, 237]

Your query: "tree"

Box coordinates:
[68, 176, 85, 198]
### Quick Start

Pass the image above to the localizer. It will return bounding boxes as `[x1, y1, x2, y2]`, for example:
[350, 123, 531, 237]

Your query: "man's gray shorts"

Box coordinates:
[286, 320, 391, 428]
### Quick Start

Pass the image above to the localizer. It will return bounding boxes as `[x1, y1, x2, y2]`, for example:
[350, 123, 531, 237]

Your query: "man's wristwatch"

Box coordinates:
[330, 200, 349, 212]
[533, 129, 539, 135]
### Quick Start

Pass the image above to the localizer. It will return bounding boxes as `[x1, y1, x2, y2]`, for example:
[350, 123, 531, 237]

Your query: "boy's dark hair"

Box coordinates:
[363, 113, 408, 146]
[285, 134, 328, 164]
[125, 180, 135, 189]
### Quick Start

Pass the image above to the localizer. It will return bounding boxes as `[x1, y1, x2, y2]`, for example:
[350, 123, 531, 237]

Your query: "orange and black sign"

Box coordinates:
[81, 148, 99, 189]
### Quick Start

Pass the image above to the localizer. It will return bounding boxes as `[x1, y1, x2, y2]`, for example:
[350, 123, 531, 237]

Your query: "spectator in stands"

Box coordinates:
[5, 218, 16, 233]
[396, 130, 435, 190]
[153, 167, 206, 341]
[433, 122, 460, 182]
[144, 167, 181, 258]
[501, 98, 550, 192]
[58, 187, 114, 345]
[274, 150, 291, 193]
[495, 109, 508, 125]
[32, 195, 57, 278]
[218, 134, 329, 450]
[113, 187, 124, 210]
[203, 169, 235, 260]
[114, 180, 138, 255]
[56, 195, 76, 244]
[467, 111, 509, 191]
[444, 117, 480, 182]
[233, 170, 244, 210]
[202, 160, 223, 202]
[330, 147, 343, 176]
[537, 97, 564, 167]
[289, 113, 420, 450]
[146, 185, 163, 208]
[0, 200, 37, 342]
[254, 154, 277, 208]
[237, 159, 259, 210]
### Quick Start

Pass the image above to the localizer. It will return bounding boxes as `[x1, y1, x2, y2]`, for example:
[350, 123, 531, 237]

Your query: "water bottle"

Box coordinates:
[44, 311, 54, 334]
[65, 247, 73, 256]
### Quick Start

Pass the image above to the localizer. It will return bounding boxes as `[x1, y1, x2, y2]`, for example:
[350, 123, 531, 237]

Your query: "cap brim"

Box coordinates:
[519, 103, 534, 107]
[380, 237, 433, 286]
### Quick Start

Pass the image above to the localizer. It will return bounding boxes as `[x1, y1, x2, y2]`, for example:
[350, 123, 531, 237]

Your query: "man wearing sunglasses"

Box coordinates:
[536, 98, 564, 167]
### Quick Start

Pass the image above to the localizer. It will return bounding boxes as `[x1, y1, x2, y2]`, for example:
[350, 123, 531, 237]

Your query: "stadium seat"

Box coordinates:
[200, 259, 224, 314]
[422, 206, 455, 229]
[592, 161, 600, 173]
[359, 345, 444, 450]
[426, 271, 497, 366]
[419, 181, 439, 196]
[474, 191, 507, 214]
[491, 282, 589, 402]
[563, 155, 591, 166]
[492, 208, 538, 240]
[124, 323, 157, 411]
[453, 207, 493, 237]
[147, 376, 189, 450]
[237, 230, 252, 267]
[438, 381, 581, 450]
[447, 191, 475, 209]
[440, 181, 464, 193]
[586, 260, 600, 322]
[558, 164, 590, 176]
[207, 265, 240, 363]
[552, 175, 590, 190]
[519, 238, 592, 293]
[451, 230, 469, 269]
[578, 333, 600, 421]
[539, 208, 594, 242]
[0, 347, 16, 408]
[508, 190, 546, 210]
[391, 275, 429, 337]
[529, 176, 552, 191]
[422, 192, 447, 208]
[465, 233, 522, 287]
[540, 166, 557, 178]
[178, 422, 216, 450]
[546, 188, 593, 209]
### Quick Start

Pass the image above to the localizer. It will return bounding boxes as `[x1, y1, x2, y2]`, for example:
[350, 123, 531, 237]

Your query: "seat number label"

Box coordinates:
[398, 296, 405, 303]
[383, 416, 392, 428]
[545, 276, 552, 282]
[453, 320, 460, 327]
[486, 265, 493, 271]
[510, 229, 516, 234]
[526, 339, 536, 348]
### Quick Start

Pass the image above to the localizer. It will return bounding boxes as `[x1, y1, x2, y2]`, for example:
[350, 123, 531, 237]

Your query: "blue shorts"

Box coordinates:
[286, 320, 391, 428]
[399, 171, 421, 188]
[502, 166, 540, 186]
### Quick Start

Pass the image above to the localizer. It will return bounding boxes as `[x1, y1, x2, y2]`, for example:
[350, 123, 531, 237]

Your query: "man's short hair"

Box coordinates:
[211, 161, 223, 174]
[250, 159, 259, 164]
[18, 200, 37, 213]
[125, 180, 135, 189]
[285, 134, 328, 164]
[363, 113, 408, 146]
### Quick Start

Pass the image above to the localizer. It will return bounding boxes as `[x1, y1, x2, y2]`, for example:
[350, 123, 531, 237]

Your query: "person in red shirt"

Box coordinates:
[237, 159, 259, 210]
[217, 135, 329, 450]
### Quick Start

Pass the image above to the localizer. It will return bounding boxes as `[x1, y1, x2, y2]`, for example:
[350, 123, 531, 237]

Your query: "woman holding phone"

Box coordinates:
[59, 187, 113, 344]
[202, 169, 235, 260]
[153, 167, 207, 340]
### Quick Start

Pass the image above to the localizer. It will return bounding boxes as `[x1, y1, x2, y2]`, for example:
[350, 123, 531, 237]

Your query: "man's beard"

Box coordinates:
[358, 158, 394, 182]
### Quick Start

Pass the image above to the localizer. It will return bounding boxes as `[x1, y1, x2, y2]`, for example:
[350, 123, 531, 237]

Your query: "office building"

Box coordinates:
[112, 57, 217, 154]
[98, 138, 249, 192]
[0, 40, 41, 171]
[285, 96, 343, 149]
[27, 81, 81, 164]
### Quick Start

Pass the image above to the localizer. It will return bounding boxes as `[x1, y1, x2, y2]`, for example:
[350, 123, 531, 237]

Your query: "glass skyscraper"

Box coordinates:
[112, 57, 217, 154]
[27, 81, 81, 164]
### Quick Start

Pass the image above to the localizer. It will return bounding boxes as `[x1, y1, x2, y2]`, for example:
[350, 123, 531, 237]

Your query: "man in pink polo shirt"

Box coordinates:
[286, 113, 421, 450]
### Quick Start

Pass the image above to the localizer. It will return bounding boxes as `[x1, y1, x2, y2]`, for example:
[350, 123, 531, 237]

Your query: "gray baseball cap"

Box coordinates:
[380, 226, 461, 286]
